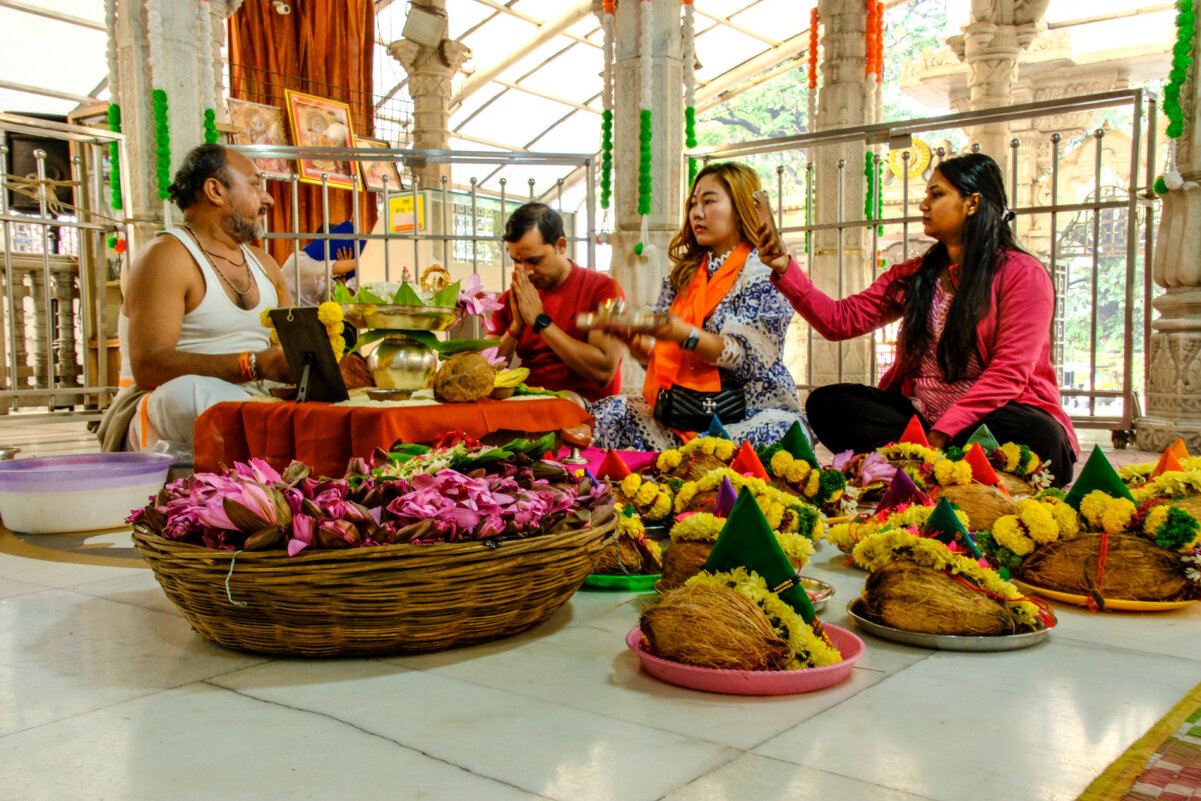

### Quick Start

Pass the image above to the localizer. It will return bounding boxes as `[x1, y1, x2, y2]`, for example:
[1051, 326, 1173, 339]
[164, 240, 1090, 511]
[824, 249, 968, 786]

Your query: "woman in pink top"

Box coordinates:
[761, 153, 1079, 487]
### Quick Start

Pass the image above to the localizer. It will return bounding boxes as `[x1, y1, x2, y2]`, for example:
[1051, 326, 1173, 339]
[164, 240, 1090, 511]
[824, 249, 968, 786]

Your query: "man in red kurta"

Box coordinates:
[490, 203, 623, 403]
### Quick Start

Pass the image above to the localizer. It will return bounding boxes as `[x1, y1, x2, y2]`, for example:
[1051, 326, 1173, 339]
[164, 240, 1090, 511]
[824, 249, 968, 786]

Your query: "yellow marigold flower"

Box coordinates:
[714, 441, 735, 461]
[1143, 504, 1171, 536]
[999, 442, 1022, 472]
[1016, 499, 1059, 544]
[1050, 502, 1080, 536]
[657, 449, 682, 472]
[330, 338, 346, 363]
[1100, 497, 1136, 535]
[619, 474, 642, 498]
[770, 450, 794, 478]
[269, 329, 280, 345]
[699, 438, 717, 456]
[784, 460, 810, 485]
[670, 512, 725, 543]
[1079, 491, 1111, 528]
[260, 308, 276, 328]
[991, 516, 1035, 555]
[804, 470, 821, 498]
[317, 301, 344, 326]
[674, 482, 697, 513]
[647, 493, 672, 521]
[765, 502, 784, 531]
[635, 482, 659, 507]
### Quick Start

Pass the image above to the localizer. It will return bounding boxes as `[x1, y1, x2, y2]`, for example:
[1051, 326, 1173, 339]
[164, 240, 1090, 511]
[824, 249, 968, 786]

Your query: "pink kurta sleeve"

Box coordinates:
[770, 256, 908, 341]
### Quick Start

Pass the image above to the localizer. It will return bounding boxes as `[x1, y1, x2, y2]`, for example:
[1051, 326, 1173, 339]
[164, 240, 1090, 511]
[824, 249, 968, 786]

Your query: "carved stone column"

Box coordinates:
[948, 0, 1048, 169]
[604, 0, 685, 390]
[1137, 11, 1201, 451]
[388, 1, 472, 189]
[807, 0, 880, 388]
[113, 0, 230, 246]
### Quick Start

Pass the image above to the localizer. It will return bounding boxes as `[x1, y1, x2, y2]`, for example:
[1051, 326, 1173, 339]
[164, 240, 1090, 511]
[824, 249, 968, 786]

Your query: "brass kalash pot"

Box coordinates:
[343, 304, 463, 390]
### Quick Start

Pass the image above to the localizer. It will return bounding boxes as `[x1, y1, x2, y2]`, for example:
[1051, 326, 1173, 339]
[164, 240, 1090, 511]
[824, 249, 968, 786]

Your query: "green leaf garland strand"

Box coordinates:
[601, 109, 613, 209]
[863, 152, 882, 234]
[686, 106, 698, 188]
[204, 108, 219, 145]
[108, 103, 123, 211]
[1156, 0, 1196, 195]
[152, 89, 171, 200]
[638, 109, 653, 215]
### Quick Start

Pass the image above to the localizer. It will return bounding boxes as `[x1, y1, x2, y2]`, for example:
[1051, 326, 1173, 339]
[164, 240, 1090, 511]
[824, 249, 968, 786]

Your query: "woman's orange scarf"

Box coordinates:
[642, 242, 750, 407]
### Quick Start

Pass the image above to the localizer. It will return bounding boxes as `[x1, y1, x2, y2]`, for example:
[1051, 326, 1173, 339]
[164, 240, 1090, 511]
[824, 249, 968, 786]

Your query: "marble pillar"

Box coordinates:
[388, 1, 471, 190]
[604, 0, 685, 390]
[112, 0, 233, 248]
[1136, 8, 1201, 451]
[808, 0, 880, 387]
[950, 0, 1048, 169]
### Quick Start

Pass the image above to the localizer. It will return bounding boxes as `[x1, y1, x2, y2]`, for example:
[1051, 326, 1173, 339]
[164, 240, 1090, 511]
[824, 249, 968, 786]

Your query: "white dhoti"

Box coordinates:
[127, 376, 270, 455]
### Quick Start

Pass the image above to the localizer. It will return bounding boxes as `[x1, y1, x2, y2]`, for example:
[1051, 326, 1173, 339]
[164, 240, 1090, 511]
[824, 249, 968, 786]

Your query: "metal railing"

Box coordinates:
[692, 89, 1158, 440]
[0, 112, 127, 422]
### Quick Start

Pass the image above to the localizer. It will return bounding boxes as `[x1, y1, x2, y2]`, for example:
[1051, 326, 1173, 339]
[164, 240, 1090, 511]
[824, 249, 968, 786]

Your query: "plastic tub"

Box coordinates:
[0, 452, 174, 533]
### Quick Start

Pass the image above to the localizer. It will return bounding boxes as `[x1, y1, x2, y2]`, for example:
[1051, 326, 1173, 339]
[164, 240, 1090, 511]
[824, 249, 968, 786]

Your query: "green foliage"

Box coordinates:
[974, 530, 1024, 570]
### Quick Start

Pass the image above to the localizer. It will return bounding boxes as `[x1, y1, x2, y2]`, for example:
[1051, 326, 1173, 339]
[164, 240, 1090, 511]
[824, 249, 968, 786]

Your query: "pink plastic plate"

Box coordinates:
[625, 623, 865, 696]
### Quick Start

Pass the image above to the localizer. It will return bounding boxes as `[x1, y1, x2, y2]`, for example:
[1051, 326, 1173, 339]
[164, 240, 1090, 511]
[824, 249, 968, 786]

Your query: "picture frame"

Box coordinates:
[226, 98, 293, 180]
[283, 89, 358, 189]
[354, 136, 405, 194]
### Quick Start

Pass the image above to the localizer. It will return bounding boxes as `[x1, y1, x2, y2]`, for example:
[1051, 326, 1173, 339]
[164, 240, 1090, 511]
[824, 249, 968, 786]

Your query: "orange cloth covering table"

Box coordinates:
[193, 397, 593, 477]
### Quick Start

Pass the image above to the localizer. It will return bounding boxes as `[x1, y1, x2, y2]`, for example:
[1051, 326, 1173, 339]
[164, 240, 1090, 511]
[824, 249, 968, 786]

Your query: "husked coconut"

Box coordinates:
[433, 352, 494, 403]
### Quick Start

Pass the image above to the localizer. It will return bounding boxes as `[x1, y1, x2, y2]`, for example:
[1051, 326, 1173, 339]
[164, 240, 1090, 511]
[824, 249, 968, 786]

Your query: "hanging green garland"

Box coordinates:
[863, 152, 882, 234]
[685, 107, 698, 188]
[601, 110, 613, 209]
[203, 108, 219, 145]
[152, 89, 171, 200]
[1155, 0, 1196, 195]
[638, 108, 653, 215]
[108, 103, 123, 211]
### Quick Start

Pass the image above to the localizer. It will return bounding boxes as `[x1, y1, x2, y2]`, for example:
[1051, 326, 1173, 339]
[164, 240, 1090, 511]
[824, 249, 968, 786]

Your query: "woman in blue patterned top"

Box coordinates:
[591, 162, 807, 451]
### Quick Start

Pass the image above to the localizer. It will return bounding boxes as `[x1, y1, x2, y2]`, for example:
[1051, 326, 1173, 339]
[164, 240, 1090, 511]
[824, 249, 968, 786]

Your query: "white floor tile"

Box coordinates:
[753, 638, 1201, 801]
[213, 659, 736, 801]
[0, 682, 549, 801]
[0, 589, 268, 736]
[660, 753, 935, 801]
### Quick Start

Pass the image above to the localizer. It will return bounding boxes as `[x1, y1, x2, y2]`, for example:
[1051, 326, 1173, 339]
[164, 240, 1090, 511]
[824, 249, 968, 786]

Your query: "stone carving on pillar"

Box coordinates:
[389, 37, 472, 189]
[1135, 11, 1201, 451]
[948, 0, 1048, 166]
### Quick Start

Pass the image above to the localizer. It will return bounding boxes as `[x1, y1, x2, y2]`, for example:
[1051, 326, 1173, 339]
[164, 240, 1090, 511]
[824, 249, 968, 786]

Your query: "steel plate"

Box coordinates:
[846, 598, 1052, 651]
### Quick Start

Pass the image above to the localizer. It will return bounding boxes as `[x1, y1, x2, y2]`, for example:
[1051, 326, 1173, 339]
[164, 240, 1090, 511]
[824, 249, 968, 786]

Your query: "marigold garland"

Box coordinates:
[878, 442, 942, 466]
[616, 473, 674, 523]
[933, 458, 972, 486]
[765, 450, 847, 506]
[826, 502, 965, 554]
[686, 567, 841, 669]
[672, 468, 823, 539]
[261, 303, 346, 362]
[670, 511, 816, 566]
[656, 436, 737, 472]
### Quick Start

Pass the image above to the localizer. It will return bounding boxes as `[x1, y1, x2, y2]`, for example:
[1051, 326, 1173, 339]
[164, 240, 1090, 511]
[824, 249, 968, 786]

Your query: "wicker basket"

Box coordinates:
[132, 507, 616, 657]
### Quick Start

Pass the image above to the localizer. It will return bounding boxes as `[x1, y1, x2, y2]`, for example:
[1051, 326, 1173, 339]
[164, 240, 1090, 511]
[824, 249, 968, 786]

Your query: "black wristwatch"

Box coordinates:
[532, 313, 553, 334]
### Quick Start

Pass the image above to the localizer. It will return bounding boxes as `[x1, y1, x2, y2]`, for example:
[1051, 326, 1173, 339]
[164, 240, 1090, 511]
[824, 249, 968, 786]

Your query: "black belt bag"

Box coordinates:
[653, 381, 747, 432]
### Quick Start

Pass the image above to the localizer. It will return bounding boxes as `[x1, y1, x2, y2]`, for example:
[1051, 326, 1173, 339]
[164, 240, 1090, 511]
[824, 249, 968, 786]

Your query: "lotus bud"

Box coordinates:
[281, 460, 311, 485]
[244, 525, 285, 551]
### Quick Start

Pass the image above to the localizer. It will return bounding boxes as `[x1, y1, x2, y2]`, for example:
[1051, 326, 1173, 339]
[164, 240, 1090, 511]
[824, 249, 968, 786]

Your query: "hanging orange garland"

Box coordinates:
[874, 2, 884, 84]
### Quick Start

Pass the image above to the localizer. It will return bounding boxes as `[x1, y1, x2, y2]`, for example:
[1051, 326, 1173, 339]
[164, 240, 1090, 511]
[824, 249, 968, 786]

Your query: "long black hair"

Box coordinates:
[890, 153, 1026, 381]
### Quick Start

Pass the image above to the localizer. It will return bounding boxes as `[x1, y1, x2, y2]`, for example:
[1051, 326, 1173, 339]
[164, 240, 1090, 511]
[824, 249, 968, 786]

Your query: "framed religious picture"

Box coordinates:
[226, 98, 292, 180]
[283, 89, 358, 189]
[354, 136, 405, 194]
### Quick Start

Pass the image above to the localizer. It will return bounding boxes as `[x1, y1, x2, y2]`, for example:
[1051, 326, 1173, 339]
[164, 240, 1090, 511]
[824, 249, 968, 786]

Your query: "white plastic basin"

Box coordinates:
[0, 452, 174, 534]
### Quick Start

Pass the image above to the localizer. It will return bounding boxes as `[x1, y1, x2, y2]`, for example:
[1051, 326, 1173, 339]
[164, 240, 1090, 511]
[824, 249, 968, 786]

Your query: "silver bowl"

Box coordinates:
[343, 303, 462, 331]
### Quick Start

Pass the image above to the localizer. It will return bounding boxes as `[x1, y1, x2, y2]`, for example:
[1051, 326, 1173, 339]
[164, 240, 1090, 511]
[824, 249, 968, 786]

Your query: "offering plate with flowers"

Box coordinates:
[334, 267, 501, 390]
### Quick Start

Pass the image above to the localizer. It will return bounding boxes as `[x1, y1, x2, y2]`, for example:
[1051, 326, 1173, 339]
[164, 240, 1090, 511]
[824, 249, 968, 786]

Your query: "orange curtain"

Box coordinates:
[228, 0, 378, 264]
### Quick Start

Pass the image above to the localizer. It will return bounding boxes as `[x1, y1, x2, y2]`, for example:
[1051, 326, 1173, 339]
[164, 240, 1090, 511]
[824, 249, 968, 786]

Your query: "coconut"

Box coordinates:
[996, 472, 1035, 499]
[1015, 533, 1193, 603]
[657, 541, 713, 590]
[433, 352, 494, 403]
[640, 583, 790, 670]
[937, 484, 1017, 531]
[339, 352, 375, 389]
[861, 559, 1016, 635]
[593, 530, 663, 575]
[676, 489, 719, 516]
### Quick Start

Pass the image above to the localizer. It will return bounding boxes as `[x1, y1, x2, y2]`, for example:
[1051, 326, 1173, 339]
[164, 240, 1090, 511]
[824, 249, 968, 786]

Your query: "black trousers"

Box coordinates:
[805, 383, 1077, 488]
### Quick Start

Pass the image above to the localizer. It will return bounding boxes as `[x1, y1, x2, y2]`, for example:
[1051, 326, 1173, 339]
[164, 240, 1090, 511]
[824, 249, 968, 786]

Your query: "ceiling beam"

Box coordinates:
[450, 0, 593, 111]
[0, 0, 104, 32]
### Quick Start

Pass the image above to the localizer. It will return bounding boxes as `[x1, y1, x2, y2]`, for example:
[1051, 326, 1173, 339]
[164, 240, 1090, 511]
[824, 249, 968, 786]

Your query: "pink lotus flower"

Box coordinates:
[458, 274, 504, 317]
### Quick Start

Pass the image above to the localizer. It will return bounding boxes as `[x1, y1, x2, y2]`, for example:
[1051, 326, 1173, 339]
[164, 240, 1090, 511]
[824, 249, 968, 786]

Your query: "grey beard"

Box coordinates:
[223, 210, 264, 243]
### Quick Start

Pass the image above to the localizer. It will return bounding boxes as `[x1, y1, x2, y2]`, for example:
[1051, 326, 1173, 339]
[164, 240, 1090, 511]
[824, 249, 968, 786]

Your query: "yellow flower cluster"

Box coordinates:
[1132, 471, 1201, 506]
[768, 451, 844, 505]
[1079, 490, 1137, 535]
[1119, 457, 1201, 488]
[260, 304, 346, 361]
[616, 474, 673, 523]
[827, 504, 967, 554]
[879, 442, 942, 465]
[933, 458, 972, 486]
[686, 567, 842, 669]
[996, 442, 1040, 475]
[657, 437, 738, 472]
[259, 307, 281, 345]
[673, 468, 821, 537]
[656, 449, 683, 472]
[851, 529, 1043, 630]
[1141, 505, 1201, 552]
[992, 498, 1075, 556]
[669, 512, 816, 566]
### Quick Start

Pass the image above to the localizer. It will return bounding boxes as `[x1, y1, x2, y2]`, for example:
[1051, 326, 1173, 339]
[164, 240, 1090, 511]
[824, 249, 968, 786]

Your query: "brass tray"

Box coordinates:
[576, 310, 670, 333]
[343, 304, 462, 331]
